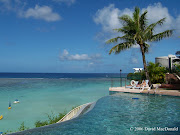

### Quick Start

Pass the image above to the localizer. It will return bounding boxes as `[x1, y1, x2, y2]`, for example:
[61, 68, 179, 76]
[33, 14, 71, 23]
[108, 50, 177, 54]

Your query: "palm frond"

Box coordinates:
[151, 30, 173, 42]
[106, 37, 122, 44]
[143, 29, 153, 42]
[143, 43, 150, 53]
[145, 18, 166, 34]
[140, 10, 148, 31]
[133, 7, 140, 23]
[114, 25, 135, 35]
[109, 42, 134, 54]
[119, 15, 133, 26]
[106, 35, 134, 44]
[113, 28, 127, 33]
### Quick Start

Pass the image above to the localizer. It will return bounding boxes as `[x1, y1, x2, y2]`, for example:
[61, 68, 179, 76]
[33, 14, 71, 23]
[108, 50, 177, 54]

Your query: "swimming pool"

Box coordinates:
[11, 93, 180, 135]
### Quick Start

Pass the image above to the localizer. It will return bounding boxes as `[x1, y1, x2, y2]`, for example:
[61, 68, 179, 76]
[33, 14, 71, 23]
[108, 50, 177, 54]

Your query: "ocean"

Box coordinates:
[0, 73, 126, 79]
[0, 73, 127, 133]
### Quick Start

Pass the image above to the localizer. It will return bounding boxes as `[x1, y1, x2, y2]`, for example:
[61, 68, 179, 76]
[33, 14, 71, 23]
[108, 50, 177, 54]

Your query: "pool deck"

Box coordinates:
[109, 87, 180, 96]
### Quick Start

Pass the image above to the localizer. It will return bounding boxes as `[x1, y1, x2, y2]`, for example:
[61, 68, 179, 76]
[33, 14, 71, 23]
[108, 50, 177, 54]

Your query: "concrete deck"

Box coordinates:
[109, 87, 180, 96]
[109, 87, 141, 93]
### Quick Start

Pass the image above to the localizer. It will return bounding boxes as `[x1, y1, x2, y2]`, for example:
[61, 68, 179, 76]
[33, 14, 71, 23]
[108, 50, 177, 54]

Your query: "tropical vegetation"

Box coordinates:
[35, 111, 67, 127]
[127, 62, 168, 84]
[18, 122, 29, 131]
[147, 62, 167, 84]
[3, 110, 67, 134]
[106, 7, 173, 85]
[127, 72, 145, 81]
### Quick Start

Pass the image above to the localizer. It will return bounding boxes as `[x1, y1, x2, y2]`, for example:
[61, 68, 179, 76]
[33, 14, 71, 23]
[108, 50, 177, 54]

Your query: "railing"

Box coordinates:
[176, 67, 180, 72]
[110, 76, 143, 88]
[173, 73, 180, 81]
[175, 66, 180, 76]
[110, 77, 128, 87]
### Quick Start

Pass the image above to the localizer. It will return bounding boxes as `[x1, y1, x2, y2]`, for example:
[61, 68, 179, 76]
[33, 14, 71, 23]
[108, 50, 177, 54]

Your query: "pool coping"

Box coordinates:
[109, 87, 180, 96]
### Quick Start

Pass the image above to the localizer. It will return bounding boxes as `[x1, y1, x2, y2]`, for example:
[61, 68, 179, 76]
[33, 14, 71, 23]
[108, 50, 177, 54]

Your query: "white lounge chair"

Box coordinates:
[126, 80, 138, 88]
[133, 80, 150, 89]
[133, 80, 145, 89]
[139, 80, 152, 92]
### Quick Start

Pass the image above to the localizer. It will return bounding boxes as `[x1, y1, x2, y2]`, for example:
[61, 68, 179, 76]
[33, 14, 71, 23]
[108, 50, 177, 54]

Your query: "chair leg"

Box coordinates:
[140, 87, 144, 92]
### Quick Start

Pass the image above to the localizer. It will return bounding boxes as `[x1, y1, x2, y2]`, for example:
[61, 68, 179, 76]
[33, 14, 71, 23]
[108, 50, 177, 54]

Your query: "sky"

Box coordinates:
[0, 0, 180, 73]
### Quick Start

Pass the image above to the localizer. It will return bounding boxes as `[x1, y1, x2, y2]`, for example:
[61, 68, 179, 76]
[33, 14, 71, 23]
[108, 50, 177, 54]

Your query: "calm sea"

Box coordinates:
[0, 73, 127, 133]
[0, 73, 127, 79]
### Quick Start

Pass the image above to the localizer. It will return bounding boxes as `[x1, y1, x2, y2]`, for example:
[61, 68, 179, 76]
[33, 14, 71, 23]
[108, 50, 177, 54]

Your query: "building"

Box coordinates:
[155, 54, 180, 70]
[133, 68, 143, 73]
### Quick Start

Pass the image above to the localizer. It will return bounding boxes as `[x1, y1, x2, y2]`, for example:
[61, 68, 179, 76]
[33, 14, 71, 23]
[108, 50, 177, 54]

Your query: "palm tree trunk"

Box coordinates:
[139, 44, 152, 85]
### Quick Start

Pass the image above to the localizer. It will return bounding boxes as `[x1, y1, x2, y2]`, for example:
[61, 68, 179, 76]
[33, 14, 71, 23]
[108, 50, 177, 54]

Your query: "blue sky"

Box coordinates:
[0, 0, 180, 73]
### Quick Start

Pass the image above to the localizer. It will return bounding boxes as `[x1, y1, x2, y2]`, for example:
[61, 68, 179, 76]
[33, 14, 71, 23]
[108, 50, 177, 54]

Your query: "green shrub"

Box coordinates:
[127, 62, 168, 84]
[4, 108, 72, 134]
[35, 111, 67, 127]
[127, 72, 145, 81]
[34, 120, 49, 127]
[18, 122, 29, 131]
[147, 62, 168, 84]
[3, 130, 14, 134]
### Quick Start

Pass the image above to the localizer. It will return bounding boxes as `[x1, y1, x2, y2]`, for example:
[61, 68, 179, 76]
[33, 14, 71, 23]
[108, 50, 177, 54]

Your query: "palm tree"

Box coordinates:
[106, 7, 173, 85]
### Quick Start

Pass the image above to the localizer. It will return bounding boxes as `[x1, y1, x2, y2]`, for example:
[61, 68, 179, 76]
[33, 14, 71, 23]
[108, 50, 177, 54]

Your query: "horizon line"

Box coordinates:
[0, 72, 129, 74]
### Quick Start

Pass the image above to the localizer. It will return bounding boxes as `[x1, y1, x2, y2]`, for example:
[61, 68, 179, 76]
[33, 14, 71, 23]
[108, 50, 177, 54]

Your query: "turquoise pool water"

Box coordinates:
[12, 93, 180, 135]
[0, 78, 123, 132]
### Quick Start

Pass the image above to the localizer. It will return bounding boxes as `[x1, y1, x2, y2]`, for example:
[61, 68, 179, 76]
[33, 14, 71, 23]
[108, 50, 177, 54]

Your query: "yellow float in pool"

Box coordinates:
[8, 107, 12, 109]
[0, 115, 3, 120]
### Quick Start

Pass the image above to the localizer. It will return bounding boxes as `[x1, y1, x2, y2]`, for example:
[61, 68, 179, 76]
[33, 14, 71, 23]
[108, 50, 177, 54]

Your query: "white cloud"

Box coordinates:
[89, 62, 94, 65]
[94, 3, 180, 36]
[94, 4, 122, 33]
[175, 15, 180, 35]
[142, 3, 174, 34]
[0, 0, 22, 12]
[94, 4, 133, 33]
[132, 44, 140, 48]
[131, 57, 138, 64]
[0, 1, 61, 22]
[59, 49, 101, 61]
[20, 5, 61, 22]
[52, 0, 75, 5]
[88, 62, 94, 67]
